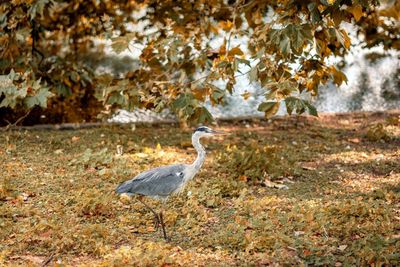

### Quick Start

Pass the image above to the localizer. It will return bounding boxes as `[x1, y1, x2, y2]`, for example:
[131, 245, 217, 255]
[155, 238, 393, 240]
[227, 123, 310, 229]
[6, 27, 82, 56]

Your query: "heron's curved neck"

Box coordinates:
[191, 134, 206, 171]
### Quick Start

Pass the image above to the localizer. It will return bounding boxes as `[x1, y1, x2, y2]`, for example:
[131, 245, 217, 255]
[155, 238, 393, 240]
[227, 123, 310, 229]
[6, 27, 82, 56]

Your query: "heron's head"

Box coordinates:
[193, 126, 225, 138]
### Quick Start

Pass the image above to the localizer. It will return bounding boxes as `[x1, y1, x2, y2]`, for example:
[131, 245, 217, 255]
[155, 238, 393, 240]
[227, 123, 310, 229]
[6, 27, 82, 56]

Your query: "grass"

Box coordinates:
[1, 111, 399, 266]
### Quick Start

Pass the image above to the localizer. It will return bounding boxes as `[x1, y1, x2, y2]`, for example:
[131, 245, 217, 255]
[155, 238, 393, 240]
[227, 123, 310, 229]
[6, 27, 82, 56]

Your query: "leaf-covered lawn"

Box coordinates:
[1, 112, 399, 266]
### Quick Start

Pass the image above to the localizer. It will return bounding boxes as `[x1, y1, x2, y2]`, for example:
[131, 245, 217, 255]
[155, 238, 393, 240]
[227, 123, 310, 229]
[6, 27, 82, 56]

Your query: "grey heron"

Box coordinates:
[116, 126, 225, 240]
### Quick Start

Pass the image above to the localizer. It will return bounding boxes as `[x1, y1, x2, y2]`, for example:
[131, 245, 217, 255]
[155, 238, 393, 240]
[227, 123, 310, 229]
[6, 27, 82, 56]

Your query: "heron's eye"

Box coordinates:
[195, 126, 208, 132]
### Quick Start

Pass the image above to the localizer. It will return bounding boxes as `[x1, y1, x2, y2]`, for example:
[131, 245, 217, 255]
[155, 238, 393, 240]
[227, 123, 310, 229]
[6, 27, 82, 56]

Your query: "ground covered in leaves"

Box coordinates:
[1, 111, 400, 266]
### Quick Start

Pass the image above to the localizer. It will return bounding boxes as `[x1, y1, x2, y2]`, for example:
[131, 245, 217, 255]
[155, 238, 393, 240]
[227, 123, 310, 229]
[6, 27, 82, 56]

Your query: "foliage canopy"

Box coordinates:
[0, 0, 399, 124]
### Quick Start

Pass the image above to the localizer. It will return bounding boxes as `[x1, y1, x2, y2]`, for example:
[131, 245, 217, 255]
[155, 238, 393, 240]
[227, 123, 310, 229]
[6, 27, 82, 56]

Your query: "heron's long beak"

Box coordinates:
[211, 129, 228, 135]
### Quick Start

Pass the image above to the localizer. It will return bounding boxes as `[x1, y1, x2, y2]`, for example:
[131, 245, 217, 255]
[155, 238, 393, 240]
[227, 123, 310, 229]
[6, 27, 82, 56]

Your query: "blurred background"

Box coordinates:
[0, 0, 399, 125]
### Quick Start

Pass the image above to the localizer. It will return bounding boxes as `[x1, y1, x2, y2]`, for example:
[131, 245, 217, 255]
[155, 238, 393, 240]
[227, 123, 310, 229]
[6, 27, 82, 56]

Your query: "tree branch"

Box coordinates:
[4, 109, 32, 131]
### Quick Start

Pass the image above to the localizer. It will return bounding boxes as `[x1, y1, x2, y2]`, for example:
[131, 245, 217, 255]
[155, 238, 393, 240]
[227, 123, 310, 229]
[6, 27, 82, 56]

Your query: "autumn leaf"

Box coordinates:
[188, 106, 213, 124]
[228, 46, 244, 57]
[239, 175, 248, 182]
[235, 58, 251, 67]
[0, 0, 394, 125]
[341, 30, 351, 49]
[347, 5, 364, 22]
[111, 36, 130, 54]
[258, 101, 280, 118]
[241, 91, 251, 100]
[220, 20, 233, 31]
[279, 36, 291, 55]
[330, 66, 348, 85]
[249, 67, 258, 83]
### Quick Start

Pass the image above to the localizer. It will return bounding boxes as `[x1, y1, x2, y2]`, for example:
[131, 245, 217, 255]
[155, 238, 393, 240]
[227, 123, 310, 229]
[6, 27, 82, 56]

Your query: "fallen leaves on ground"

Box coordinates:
[0, 111, 399, 266]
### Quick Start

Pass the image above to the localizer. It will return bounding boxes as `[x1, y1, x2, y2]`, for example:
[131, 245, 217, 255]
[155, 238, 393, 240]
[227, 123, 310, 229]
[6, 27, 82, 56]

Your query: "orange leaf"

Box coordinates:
[218, 38, 227, 55]
[341, 30, 351, 49]
[239, 175, 248, 182]
[219, 20, 233, 31]
[228, 46, 244, 57]
[348, 5, 363, 22]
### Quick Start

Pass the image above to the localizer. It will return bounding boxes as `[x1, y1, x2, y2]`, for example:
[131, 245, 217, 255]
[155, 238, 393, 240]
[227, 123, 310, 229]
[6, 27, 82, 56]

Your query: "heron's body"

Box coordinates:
[116, 163, 191, 200]
[116, 126, 219, 240]
[116, 129, 206, 200]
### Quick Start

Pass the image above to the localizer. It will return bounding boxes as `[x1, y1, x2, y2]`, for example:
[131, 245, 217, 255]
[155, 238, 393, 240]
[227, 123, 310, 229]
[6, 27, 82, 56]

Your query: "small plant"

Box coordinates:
[69, 148, 113, 169]
[75, 190, 115, 218]
[366, 123, 391, 142]
[386, 116, 400, 126]
[216, 144, 289, 183]
[0, 177, 13, 201]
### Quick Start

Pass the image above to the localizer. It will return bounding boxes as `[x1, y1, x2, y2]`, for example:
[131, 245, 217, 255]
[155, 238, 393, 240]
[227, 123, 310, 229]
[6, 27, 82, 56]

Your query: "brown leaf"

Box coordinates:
[241, 91, 251, 100]
[40, 230, 52, 239]
[239, 175, 248, 182]
[228, 46, 244, 57]
[330, 66, 348, 85]
[303, 249, 312, 256]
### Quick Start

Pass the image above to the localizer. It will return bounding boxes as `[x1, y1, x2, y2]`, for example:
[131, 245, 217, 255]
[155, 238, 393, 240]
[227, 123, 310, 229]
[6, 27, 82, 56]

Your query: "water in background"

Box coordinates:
[99, 39, 399, 123]
[315, 49, 399, 113]
[205, 49, 400, 119]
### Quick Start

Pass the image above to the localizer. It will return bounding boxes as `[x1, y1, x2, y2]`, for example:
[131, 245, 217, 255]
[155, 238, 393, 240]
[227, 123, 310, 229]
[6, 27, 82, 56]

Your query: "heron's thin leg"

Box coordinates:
[137, 197, 160, 231]
[159, 211, 168, 240]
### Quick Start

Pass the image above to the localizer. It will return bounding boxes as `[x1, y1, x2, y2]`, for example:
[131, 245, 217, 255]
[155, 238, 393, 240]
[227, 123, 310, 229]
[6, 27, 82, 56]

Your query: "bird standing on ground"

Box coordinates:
[116, 126, 225, 240]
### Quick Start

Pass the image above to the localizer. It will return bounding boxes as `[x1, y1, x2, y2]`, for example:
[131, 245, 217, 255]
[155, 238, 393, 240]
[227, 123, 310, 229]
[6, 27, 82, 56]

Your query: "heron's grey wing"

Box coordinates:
[116, 164, 186, 197]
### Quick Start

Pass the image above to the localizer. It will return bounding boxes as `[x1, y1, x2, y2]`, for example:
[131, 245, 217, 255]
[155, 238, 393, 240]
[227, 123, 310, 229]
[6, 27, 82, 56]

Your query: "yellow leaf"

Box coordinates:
[241, 91, 251, 100]
[341, 30, 351, 49]
[209, 23, 219, 34]
[379, 4, 400, 20]
[119, 194, 131, 204]
[306, 79, 317, 91]
[63, 78, 72, 87]
[348, 4, 363, 22]
[218, 38, 227, 55]
[253, 9, 263, 25]
[330, 66, 348, 85]
[192, 87, 209, 101]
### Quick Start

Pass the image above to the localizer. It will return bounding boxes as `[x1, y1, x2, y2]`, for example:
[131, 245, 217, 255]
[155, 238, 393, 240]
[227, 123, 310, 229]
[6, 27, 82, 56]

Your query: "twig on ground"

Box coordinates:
[41, 253, 54, 267]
